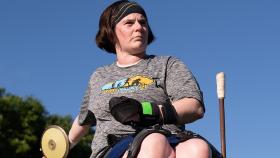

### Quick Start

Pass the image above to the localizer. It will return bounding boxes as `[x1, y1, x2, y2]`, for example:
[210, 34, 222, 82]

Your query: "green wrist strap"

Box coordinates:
[140, 101, 161, 126]
[141, 102, 153, 115]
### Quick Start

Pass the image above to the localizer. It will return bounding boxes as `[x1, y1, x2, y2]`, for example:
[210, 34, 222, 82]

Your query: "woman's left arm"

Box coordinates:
[172, 97, 204, 124]
[164, 57, 205, 125]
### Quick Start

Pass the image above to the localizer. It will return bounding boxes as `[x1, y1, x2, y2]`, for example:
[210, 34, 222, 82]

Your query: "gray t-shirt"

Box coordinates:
[79, 55, 204, 158]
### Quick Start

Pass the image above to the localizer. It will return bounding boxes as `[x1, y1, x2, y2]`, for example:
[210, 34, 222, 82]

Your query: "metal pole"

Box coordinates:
[216, 72, 226, 158]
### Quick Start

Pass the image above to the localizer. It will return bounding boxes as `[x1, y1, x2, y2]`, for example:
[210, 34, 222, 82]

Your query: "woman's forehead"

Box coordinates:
[120, 13, 146, 21]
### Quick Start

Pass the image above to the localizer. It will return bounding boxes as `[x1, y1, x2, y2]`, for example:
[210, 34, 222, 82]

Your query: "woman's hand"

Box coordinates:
[109, 96, 142, 125]
[109, 96, 162, 126]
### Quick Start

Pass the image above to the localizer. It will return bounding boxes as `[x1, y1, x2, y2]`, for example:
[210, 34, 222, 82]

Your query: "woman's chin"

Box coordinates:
[130, 44, 147, 53]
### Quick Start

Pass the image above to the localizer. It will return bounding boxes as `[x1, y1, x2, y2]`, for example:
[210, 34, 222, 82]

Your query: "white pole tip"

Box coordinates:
[216, 72, 225, 99]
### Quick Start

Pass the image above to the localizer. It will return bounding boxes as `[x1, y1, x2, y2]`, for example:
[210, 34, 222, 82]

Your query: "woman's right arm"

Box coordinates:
[68, 116, 91, 148]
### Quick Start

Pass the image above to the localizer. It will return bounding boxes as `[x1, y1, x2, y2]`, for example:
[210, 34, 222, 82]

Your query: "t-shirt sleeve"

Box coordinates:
[165, 57, 204, 110]
[78, 73, 96, 126]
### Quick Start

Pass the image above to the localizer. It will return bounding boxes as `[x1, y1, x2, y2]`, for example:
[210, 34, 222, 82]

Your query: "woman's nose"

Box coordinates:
[134, 21, 143, 31]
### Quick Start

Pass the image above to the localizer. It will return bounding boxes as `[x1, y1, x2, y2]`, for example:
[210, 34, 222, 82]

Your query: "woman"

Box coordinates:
[69, 1, 221, 158]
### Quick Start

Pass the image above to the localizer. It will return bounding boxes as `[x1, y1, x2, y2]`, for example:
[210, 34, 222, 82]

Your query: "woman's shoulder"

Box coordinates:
[86, 63, 115, 80]
[147, 55, 182, 65]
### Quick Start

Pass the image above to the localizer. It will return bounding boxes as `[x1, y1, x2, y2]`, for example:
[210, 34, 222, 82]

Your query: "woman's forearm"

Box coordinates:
[68, 116, 90, 145]
[172, 98, 204, 124]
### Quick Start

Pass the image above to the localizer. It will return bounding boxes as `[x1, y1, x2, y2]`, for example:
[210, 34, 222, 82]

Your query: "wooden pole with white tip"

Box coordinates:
[216, 72, 226, 158]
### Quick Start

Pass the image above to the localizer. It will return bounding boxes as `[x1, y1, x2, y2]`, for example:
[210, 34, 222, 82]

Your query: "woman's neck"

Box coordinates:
[116, 58, 143, 67]
[116, 51, 146, 67]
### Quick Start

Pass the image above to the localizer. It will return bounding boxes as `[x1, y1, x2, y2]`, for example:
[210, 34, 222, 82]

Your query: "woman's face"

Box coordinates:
[114, 13, 148, 55]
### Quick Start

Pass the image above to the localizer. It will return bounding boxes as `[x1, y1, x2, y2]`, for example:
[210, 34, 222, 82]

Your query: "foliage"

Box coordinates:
[69, 126, 94, 158]
[0, 87, 94, 158]
[0, 88, 47, 158]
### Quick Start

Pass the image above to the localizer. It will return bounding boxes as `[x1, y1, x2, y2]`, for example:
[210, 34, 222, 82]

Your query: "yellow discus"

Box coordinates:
[41, 125, 69, 158]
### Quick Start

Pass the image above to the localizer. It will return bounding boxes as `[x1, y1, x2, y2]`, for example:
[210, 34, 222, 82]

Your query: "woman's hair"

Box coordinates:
[95, 0, 155, 54]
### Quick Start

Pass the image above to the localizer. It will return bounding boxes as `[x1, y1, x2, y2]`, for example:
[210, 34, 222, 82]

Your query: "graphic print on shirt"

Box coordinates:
[101, 75, 154, 94]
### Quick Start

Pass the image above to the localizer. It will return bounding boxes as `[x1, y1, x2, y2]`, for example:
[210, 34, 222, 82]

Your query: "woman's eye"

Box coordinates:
[125, 21, 133, 25]
[139, 20, 147, 25]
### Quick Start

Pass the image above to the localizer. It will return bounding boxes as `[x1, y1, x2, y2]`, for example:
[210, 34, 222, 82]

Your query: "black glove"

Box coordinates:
[109, 96, 178, 126]
[109, 96, 160, 126]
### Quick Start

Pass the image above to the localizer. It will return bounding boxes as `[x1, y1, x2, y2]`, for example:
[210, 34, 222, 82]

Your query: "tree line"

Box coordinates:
[0, 87, 94, 158]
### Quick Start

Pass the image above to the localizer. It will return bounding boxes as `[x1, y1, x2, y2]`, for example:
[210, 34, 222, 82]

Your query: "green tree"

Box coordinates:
[0, 87, 94, 158]
[0, 88, 47, 158]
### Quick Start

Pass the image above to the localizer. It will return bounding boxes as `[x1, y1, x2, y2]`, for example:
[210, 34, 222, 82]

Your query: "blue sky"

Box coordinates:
[1, 0, 280, 157]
